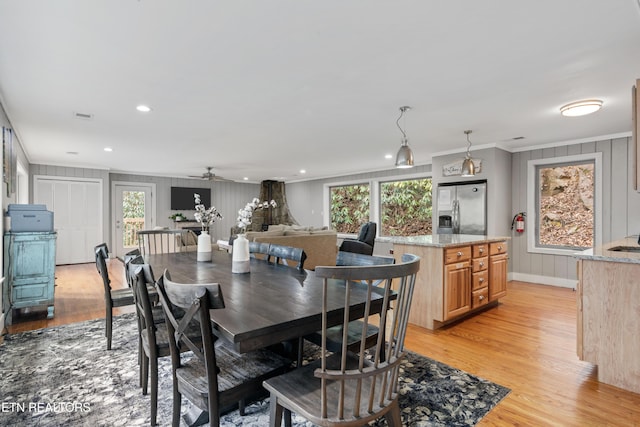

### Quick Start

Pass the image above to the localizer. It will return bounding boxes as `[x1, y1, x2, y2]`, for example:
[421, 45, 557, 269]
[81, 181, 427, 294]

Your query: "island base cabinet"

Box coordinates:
[577, 259, 640, 394]
[444, 261, 471, 320]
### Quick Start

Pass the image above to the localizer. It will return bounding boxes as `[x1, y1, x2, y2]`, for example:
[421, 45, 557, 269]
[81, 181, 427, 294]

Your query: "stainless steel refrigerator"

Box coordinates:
[437, 180, 487, 235]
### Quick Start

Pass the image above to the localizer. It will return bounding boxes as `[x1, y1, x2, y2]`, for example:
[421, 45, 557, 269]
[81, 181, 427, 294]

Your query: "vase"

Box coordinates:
[197, 231, 212, 262]
[232, 234, 250, 273]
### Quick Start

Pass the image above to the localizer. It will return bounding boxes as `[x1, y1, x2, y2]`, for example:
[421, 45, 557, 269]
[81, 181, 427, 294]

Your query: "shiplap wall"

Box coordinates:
[509, 136, 640, 286]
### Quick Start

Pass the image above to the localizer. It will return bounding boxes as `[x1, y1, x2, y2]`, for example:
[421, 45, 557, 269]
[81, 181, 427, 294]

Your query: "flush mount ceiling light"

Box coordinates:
[559, 99, 603, 117]
[395, 106, 414, 169]
[136, 105, 152, 113]
[461, 130, 475, 177]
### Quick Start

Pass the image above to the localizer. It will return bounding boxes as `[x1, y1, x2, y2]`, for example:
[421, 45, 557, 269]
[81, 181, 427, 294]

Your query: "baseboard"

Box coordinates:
[509, 272, 577, 289]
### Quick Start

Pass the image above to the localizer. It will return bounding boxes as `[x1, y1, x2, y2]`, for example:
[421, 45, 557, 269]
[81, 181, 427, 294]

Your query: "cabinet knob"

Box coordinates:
[457, 251, 463, 257]
[498, 246, 502, 251]
[479, 262, 484, 267]
[479, 248, 484, 253]
[479, 278, 484, 283]
[479, 295, 485, 300]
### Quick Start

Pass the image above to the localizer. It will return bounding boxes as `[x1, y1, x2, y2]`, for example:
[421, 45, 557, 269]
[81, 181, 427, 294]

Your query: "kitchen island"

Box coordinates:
[574, 236, 640, 394]
[377, 234, 509, 330]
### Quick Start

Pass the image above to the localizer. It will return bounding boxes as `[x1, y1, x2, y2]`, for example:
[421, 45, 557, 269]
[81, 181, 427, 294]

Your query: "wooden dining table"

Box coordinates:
[145, 250, 387, 354]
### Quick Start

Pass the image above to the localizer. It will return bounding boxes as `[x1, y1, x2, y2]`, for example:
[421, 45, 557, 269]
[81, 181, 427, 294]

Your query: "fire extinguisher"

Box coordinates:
[511, 212, 525, 233]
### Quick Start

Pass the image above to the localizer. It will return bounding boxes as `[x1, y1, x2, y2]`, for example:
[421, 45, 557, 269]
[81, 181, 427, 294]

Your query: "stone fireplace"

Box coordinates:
[232, 180, 298, 234]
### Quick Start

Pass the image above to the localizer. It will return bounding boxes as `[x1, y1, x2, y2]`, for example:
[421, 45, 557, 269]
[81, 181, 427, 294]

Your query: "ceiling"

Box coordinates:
[1, 1, 639, 183]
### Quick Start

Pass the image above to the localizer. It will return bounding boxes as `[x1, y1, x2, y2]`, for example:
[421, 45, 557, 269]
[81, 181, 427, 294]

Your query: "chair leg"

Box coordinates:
[239, 398, 246, 416]
[269, 394, 283, 427]
[141, 354, 149, 395]
[383, 401, 402, 426]
[105, 307, 113, 350]
[150, 356, 158, 426]
[171, 389, 181, 427]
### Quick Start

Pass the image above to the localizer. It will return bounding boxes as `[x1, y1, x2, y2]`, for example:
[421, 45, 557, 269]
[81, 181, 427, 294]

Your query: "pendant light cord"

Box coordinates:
[396, 106, 410, 144]
[464, 130, 473, 158]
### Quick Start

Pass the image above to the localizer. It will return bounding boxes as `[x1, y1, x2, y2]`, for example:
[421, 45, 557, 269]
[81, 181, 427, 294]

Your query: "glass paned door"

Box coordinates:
[114, 184, 153, 259]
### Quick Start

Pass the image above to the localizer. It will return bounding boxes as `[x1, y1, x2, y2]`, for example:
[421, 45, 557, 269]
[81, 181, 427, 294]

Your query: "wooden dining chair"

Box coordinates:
[263, 253, 420, 427]
[123, 248, 142, 287]
[129, 262, 200, 426]
[95, 243, 135, 350]
[305, 251, 396, 358]
[137, 229, 191, 256]
[267, 244, 307, 270]
[249, 241, 271, 258]
[156, 270, 292, 427]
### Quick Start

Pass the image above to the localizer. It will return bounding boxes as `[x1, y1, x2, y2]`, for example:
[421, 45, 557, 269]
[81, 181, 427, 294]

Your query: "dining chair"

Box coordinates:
[123, 248, 142, 287]
[305, 251, 396, 359]
[263, 253, 420, 427]
[249, 241, 271, 258]
[267, 244, 307, 270]
[137, 229, 191, 256]
[156, 270, 292, 427]
[129, 261, 198, 426]
[95, 243, 135, 350]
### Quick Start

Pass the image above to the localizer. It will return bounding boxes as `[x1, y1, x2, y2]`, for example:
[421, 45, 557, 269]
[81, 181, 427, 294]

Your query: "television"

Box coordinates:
[171, 187, 211, 210]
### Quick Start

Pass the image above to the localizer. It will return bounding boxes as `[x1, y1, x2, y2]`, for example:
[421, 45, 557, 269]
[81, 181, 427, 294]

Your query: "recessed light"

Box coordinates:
[104, 147, 113, 152]
[560, 99, 603, 117]
[243, 177, 249, 181]
[299, 169, 306, 174]
[136, 105, 152, 113]
[385, 154, 393, 159]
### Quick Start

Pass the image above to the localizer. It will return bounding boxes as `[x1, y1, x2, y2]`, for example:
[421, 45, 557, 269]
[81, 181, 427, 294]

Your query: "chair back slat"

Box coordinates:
[312, 253, 420, 423]
[267, 244, 307, 270]
[137, 229, 192, 256]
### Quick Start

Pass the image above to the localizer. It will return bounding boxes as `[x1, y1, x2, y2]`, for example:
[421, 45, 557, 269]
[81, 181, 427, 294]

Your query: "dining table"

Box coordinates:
[144, 249, 388, 354]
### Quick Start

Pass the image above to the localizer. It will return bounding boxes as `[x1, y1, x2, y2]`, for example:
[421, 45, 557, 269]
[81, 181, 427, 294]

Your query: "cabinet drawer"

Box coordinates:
[490, 241, 508, 256]
[12, 281, 53, 306]
[445, 246, 471, 264]
[472, 256, 488, 272]
[472, 287, 489, 308]
[472, 270, 488, 290]
[473, 244, 488, 258]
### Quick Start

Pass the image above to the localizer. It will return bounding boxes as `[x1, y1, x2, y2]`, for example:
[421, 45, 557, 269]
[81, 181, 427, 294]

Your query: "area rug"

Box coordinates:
[0, 314, 509, 426]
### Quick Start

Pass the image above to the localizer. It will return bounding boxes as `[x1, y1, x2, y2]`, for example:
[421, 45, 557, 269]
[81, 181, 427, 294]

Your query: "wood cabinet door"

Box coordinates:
[489, 253, 508, 300]
[444, 261, 471, 320]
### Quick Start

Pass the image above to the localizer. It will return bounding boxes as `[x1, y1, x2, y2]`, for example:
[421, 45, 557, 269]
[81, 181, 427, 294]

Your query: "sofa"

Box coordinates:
[244, 224, 338, 270]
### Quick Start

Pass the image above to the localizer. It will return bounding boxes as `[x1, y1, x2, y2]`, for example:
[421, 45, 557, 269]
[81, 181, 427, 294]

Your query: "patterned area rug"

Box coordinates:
[0, 314, 509, 426]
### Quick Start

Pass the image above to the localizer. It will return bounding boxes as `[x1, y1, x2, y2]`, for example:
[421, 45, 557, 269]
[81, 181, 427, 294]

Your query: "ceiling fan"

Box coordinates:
[188, 166, 233, 182]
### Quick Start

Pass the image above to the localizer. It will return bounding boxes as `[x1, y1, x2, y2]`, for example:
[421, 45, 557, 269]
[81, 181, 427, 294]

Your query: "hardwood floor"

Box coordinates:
[4, 261, 640, 426]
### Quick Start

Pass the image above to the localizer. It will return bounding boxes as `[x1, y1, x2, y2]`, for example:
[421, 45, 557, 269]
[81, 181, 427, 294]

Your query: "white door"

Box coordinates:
[113, 183, 155, 260]
[34, 176, 103, 265]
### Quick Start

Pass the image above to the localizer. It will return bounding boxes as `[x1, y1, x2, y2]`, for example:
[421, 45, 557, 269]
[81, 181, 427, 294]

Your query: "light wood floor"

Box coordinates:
[5, 260, 640, 426]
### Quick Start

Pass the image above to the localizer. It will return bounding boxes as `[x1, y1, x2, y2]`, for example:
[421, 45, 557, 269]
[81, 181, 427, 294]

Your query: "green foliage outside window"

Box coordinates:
[123, 191, 145, 219]
[330, 184, 370, 234]
[380, 178, 432, 236]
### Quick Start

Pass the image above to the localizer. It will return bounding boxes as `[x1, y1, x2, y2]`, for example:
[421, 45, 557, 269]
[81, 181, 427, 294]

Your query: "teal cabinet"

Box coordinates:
[3, 232, 57, 325]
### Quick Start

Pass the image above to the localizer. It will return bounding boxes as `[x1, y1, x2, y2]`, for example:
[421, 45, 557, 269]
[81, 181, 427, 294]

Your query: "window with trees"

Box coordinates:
[330, 183, 370, 234]
[379, 178, 432, 236]
[528, 153, 601, 254]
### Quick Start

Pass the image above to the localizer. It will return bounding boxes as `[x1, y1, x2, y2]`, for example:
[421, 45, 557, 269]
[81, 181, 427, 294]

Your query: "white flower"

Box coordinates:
[236, 198, 277, 232]
[194, 193, 223, 231]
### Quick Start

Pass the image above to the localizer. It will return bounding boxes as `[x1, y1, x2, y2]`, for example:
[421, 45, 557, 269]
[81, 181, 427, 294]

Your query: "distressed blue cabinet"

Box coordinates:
[3, 232, 57, 325]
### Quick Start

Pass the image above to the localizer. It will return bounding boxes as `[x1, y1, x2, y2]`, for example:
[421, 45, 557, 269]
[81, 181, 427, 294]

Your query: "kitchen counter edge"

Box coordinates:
[376, 234, 510, 248]
[574, 236, 640, 264]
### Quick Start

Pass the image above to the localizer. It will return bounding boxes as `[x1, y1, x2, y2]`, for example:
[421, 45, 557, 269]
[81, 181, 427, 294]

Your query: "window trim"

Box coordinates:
[324, 171, 432, 238]
[526, 152, 602, 256]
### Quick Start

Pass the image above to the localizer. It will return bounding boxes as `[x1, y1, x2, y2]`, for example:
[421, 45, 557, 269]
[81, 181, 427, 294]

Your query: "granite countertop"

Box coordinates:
[376, 234, 510, 248]
[574, 236, 640, 264]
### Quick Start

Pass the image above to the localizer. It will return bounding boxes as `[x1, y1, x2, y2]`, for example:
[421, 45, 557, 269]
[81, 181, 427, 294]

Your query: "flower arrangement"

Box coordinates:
[236, 198, 277, 233]
[194, 193, 223, 232]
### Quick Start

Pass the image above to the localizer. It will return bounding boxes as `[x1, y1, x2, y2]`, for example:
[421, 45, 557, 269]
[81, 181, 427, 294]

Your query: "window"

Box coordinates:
[329, 183, 370, 234]
[379, 178, 432, 236]
[527, 153, 602, 255]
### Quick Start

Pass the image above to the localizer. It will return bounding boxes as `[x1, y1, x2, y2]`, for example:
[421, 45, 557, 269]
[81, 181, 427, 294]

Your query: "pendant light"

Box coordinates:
[395, 106, 414, 168]
[461, 130, 475, 177]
